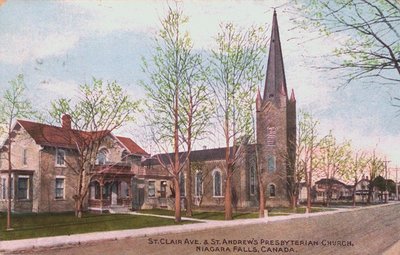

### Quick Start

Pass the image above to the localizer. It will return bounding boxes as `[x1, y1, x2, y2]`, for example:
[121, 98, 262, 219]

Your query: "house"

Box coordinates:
[314, 178, 352, 202]
[0, 116, 148, 213]
[0, 11, 297, 213]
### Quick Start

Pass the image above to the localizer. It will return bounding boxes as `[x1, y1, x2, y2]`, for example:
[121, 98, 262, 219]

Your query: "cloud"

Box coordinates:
[0, 32, 79, 65]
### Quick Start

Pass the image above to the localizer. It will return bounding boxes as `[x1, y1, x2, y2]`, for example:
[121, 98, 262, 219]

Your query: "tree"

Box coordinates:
[365, 151, 384, 203]
[50, 78, 140, 218]
[314, 131, 351, 206]
[340, 151, 369, 206]
[141, 6, 210, 222]
[298, 112, 321, 213]
[180, 65, 213, 217]
[0, 74, 36, 230]
[296, 0, 400, 84]
[286, 110, 310, 208]
[209, 23, 267, 220]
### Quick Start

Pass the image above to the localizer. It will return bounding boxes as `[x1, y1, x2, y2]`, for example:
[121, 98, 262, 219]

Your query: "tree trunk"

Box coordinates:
[305, 171, 311, 213]
[352, 180, 357, 207]
[185, 160, 192, 216]
[259, 181, 265, 218]
[224, 172, 233, 220]
[174, 176, 181, 223]
[7, 133, 12, 230]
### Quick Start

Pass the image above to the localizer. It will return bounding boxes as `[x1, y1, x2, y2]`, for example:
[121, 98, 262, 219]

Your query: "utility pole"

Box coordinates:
[383, 158, 390, 203]
[391, 167, 400, 201]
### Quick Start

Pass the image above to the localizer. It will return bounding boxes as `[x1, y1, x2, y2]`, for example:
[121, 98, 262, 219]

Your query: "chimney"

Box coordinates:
[62, 114, 72, 129]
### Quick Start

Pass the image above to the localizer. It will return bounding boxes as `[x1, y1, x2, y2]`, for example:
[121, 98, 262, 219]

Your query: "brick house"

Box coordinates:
[0, 11, 296, 213]
[0, 116, 148, 213]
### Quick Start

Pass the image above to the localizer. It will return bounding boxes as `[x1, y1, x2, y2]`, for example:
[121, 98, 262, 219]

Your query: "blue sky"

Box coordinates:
[0, 0, 399, 175]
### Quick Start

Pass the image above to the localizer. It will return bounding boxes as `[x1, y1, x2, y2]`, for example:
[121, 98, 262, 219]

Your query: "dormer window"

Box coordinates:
[121, 150, 129, 162]
[96, 148, 108, 165]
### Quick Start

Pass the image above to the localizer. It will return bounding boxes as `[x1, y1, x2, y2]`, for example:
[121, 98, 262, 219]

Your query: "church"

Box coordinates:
[0, 11, 295, 213]
[135, 10, 296, 210]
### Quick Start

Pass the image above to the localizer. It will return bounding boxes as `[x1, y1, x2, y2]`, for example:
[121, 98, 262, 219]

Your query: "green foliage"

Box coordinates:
[209, 22, 267, 147]
[372, 175, 386, 191]
[0, 74, 36, 130]
[141, 6, 211, 149]
[296, 0, 400, 84]
[50, 78, 140, 132]
[315, 131, 352, 179]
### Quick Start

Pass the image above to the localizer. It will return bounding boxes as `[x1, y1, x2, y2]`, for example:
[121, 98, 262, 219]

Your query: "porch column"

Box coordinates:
[100, 180, 104, 214]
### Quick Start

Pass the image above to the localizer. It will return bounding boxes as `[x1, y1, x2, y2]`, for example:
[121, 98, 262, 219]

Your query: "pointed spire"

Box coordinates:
[256, 87, 262, 111]
[290, 88, 296, 102]
[263, 10, 288, 102]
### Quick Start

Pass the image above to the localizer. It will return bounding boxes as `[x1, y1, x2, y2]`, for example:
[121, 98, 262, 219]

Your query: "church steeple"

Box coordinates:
[263, 10, 288, 103]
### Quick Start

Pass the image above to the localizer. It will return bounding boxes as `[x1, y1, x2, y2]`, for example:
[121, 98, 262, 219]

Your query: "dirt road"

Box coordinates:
[11, 204, 400, 255]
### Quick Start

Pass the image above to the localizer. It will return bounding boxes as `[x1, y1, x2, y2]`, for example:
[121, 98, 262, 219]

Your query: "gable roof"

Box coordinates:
[116, 136, 149, 156]
[15, 120, 145, 154]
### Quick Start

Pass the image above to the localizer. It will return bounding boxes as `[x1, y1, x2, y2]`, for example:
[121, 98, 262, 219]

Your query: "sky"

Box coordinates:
[0, 0, 399, 179]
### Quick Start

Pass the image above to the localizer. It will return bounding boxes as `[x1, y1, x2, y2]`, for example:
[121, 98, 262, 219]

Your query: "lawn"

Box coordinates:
[141, 209, 259, 220]
[0, 212, 192, 240]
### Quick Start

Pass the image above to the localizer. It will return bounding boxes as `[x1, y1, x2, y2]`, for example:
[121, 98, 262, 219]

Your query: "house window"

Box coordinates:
[56, 149, 65, 166]
[213, 169, 222, 197]
[148, 181, 155, 197]
[17, 176, 29, 200]
[23, 149, 28, 165]
[90, 181, 101, 199]
[249, 166, 256, 195]
[195, 171, 203, 197]
[179, 172, 185, 197]
[96, 148, 108, 165]
[55, 177, 65, 199]
[267, 156, 276, 172]
[269, 184, 276, 197]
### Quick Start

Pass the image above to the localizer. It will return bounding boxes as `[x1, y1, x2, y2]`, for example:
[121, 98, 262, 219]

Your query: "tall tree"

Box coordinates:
[365, 151, 384, 204]
[340, 150, 369, 206]
[209, 23, 267, 220]
[298, 112, 321, 213]
[50, 78, 139, 218]
[286, 110, 310, 208]
[180, 66, 213, 217]
[141, 6, 209, 222]
[0, 74, 36, 230]
[314, 131, 351, 207]
[296, 0, 400, 84]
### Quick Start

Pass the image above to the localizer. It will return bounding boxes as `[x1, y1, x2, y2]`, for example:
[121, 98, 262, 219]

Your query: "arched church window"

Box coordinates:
[249, 166, 256, 196]
[195, 171, 203, 197]
[179, 172, 185, 197]
[213, 169, 222, 197]
[267, 156, 276, 172]
[269, 184, 276, 197]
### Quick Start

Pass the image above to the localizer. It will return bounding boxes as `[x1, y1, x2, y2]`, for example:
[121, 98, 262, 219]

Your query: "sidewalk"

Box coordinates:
[1, 202, 398, 253]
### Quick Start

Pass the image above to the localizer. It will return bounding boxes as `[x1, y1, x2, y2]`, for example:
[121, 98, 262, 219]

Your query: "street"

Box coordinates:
[8, 203, 400, 255]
